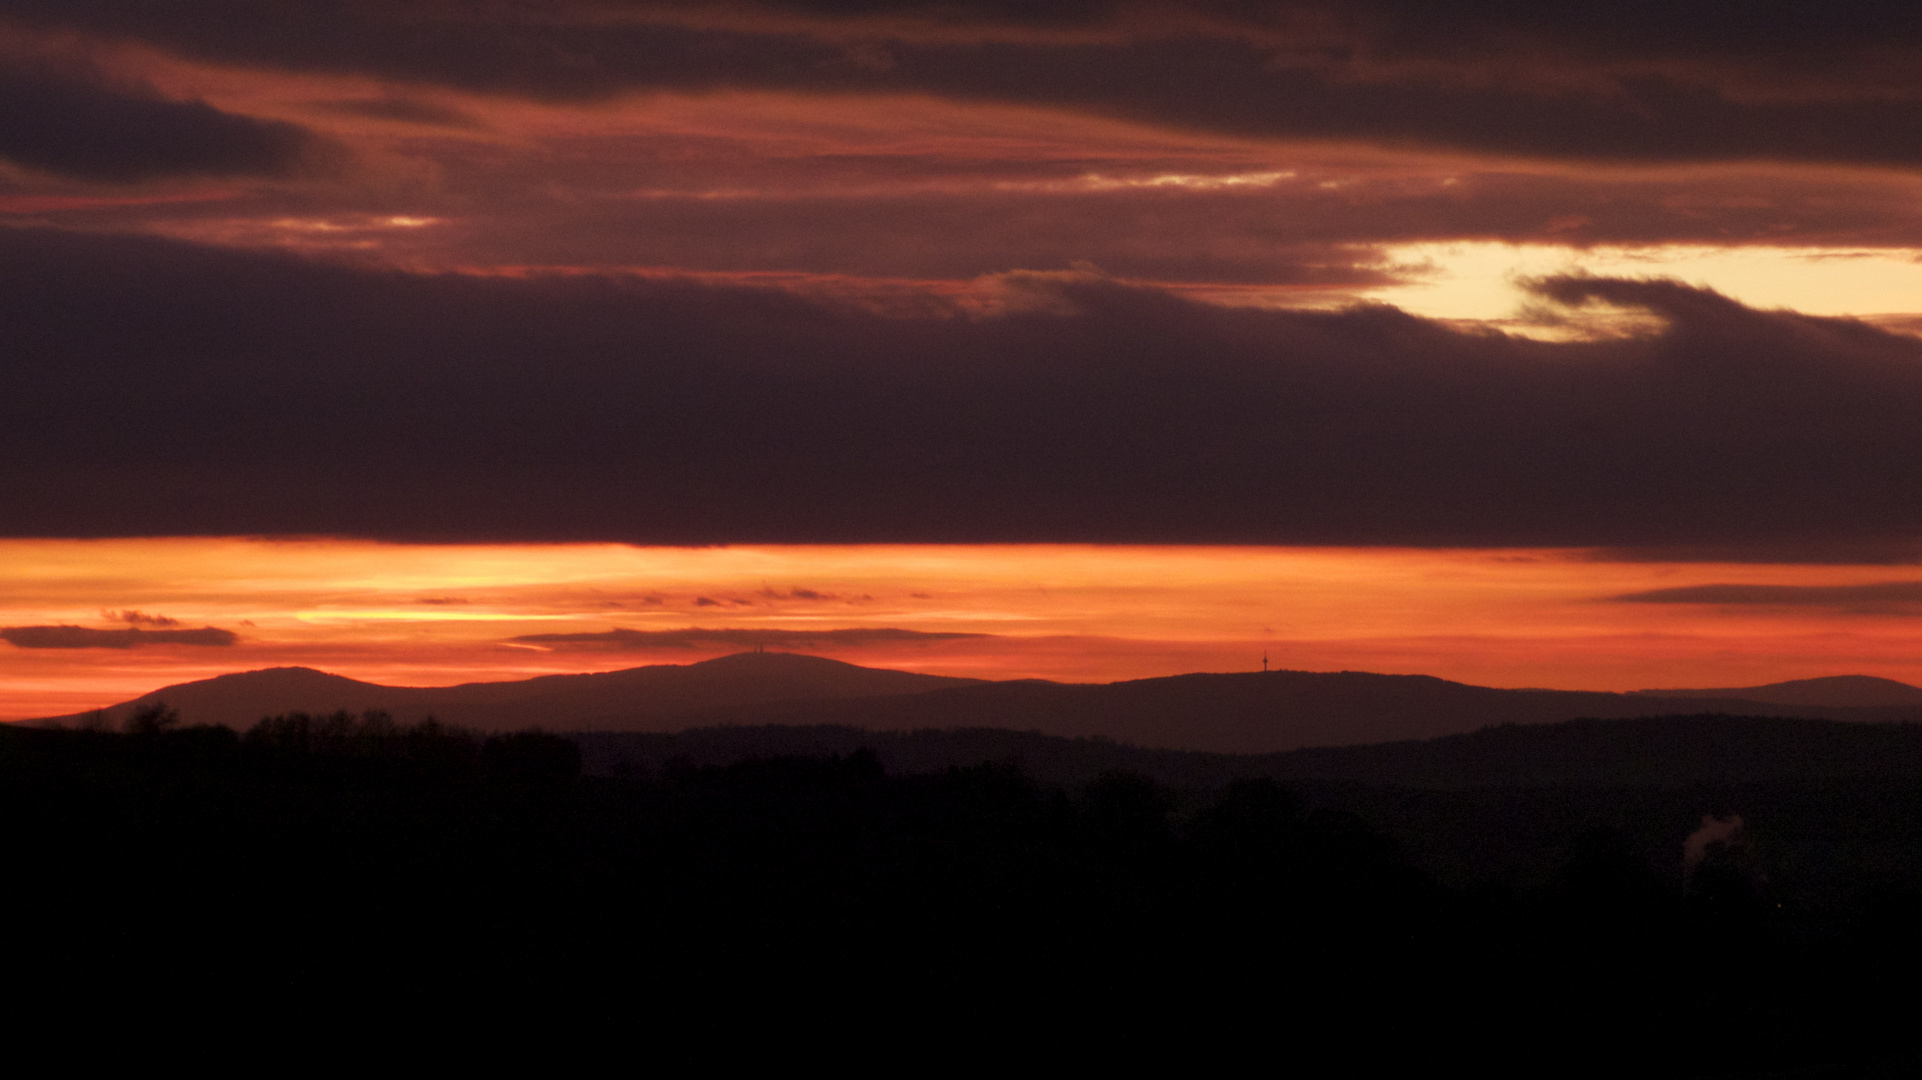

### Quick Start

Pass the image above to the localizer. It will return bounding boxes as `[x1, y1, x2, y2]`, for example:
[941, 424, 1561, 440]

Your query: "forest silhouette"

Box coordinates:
[4, 708, 1920, 1073]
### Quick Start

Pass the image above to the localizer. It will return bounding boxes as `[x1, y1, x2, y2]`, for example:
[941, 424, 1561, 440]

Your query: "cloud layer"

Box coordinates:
[4, 228, 1922, 553]
[1614, 583, 1922, 606]
[10, 4, 1922, 300]
[0, 54, 320, 181]
[10, 1, 1922, 166]
[0, 624, 239, 648]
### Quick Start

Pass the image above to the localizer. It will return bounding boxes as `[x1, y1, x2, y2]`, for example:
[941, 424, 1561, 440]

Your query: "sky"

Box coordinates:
[8, 1, 1922, 716]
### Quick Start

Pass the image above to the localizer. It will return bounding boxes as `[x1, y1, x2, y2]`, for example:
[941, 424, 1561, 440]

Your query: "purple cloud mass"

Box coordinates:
[103, 609, 182, 627]
[0, 52, 321, 181]
[1, 624, 240, 648]
[1613, 583, 1922, 606]
[4, 228, 1922, 556]
[9, 1, 1922, 166]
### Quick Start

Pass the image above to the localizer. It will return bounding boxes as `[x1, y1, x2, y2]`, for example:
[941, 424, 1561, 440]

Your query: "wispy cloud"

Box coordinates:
[757, 587, 837, 601]
[101, 608, 183, 627]
[505, 627, 988, 651]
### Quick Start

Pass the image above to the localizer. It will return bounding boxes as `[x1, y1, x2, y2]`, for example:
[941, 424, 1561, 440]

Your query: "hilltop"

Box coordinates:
[30, 651, 982, 732]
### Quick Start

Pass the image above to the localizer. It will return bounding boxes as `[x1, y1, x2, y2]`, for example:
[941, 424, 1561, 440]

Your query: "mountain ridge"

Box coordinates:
[572, 711, 1922, 791]
[26, 652, 987, 732]
[22, 653, 1922, 753]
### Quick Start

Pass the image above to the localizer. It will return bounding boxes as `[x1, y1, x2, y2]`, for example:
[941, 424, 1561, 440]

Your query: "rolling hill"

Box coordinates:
[26, 653, 1922, 753]
[667, 668, 1922, 754]
[573, 712, 1922, 790]
[29, 651, 983, 732]
[1631, 674, 1922, 708]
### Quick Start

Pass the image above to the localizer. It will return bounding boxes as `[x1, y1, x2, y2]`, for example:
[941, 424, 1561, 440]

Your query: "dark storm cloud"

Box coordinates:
[508, 627, 987, 650]
[1613, 583, 1922, 606]
[0, 624, 239, 648]
[1584, 541, 1922, 566]
[21, 1, 1922, 71]
[702, 0, 1922, 52]
[9, 227, 1922, 553]
[12, 1, 1922, 165]
[877, 40, 1922, 168]
[0, 55, 321, 181]
[1280, 0, 1922, 68]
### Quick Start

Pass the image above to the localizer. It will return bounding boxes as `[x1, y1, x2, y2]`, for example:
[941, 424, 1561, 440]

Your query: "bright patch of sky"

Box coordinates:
[1369, 243, 1922, 323]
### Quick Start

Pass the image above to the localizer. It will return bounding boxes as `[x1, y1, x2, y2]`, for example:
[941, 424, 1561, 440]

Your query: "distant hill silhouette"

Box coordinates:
[576, 713, 1922, 790]
[1630, 674, 1922, 708]
[574, 712, 1922, 895]
[29, 654, 1922, 752]
[668, 668, 1922, 753]
[30, 652, 982, 732]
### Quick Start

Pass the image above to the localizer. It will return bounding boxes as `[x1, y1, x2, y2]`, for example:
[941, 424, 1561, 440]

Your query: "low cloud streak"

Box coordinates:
[1613, 582, 1922, 606]
[102, 609, 182, 627]
[1, 624, 240, 649]
[507, 627, 990, 651]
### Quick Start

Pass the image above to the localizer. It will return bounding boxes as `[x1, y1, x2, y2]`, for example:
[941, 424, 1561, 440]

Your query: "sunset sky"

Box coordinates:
[8, 2, 1922, 718]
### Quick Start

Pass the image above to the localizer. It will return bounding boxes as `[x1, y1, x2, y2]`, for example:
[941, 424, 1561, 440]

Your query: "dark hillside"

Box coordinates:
[584, 709, 1922, 784]
[1633, 674, 1922, 708]
[672, 669, 1922, 753]
[1271, 714, 1922, 788]
[576, 714, 1922, 897]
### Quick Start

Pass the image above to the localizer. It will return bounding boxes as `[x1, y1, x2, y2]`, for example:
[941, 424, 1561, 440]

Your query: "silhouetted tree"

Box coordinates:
[245, 710, 478, 764]
[124, 701, 179, 734]
[1080, 769, 1173, 845]
[482, 731, 581, 785]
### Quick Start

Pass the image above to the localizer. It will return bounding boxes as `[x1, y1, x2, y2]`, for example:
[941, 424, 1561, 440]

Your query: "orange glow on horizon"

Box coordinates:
[6, 539, 1922, 720]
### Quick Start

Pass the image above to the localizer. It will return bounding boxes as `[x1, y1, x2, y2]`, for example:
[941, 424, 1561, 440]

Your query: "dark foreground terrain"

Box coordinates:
[6, 711, 1921, 1074]
[579, 715, 1922, 894]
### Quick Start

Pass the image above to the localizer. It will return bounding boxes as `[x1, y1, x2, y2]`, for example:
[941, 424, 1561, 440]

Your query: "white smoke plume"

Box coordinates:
[1683, 814, 1745, 875]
